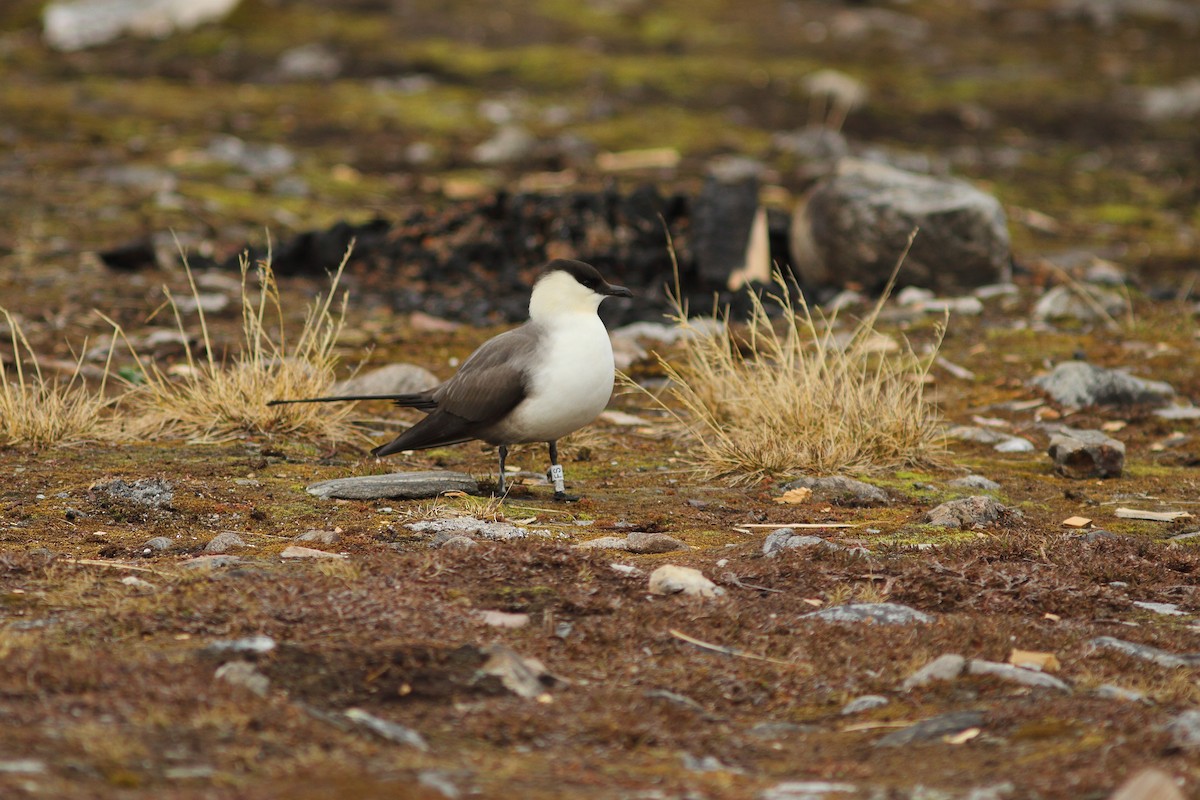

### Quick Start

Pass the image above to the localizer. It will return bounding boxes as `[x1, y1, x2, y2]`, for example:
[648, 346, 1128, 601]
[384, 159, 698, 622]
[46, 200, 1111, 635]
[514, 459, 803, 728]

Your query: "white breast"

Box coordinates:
[500, 315, 615, 444]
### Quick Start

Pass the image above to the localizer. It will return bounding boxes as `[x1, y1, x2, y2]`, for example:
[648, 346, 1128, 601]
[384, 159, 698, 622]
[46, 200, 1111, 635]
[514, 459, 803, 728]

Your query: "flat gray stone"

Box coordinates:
[781, 475, 889, 506]
[333, 363, 439, 397]
[1033, 284, 1126, 323]
[308, 471, 478, 500]
[344, 708, 429, 750]
[143, 536, 173, 552]
[438, 535, 478, 551]
[574, 536, 630, 551]
[205, 531, 247, 553]
[201, 635, 277, 658]
[1094, 684, 1147, 703]
[625, 531, 689, 554]
[1032, 361, 1174, 408]
[902, 654, 967, 689]
[406, 516, 534, 541]
[994, 436, 1035, 453]
[1047, 427, 1125, 478]
[967, 659, 1071, 692]
[295, 529, 340, 545]
[763, 528, 827, 556]
[875, 710, 984, 748]
[803, 602, 932, 625]
[841, 694, 890, 715]
[92, 477, 174, 508]
[1165, 710, 1200, 750]
[948, 475, 1000, 491]
[758, 781, 857, 799]
[214, 660, 270, 697]
[923, 496, 1017, 528]
[1089, 636, 1200, 668]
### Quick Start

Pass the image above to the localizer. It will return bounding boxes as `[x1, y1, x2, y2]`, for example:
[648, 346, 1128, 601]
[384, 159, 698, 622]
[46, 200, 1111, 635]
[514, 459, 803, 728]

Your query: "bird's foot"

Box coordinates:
[552, 491, 581, 503]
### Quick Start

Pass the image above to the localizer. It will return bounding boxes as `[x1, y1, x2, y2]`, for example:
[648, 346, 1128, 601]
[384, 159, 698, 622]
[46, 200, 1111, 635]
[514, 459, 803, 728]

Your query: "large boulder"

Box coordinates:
[790, 159, 1010, 293]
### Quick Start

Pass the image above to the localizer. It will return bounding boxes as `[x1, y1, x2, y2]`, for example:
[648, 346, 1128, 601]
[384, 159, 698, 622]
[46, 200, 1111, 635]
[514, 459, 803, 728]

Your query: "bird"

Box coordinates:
[268, 258, 632, 501]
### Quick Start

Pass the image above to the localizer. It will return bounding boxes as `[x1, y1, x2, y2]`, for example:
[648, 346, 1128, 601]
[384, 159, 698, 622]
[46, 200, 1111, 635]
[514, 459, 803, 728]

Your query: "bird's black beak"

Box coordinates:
[603, 283, 633, 298]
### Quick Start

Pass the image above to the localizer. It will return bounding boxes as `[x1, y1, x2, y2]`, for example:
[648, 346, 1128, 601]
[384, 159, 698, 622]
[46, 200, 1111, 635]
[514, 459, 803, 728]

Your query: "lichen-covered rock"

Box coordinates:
[1032, 361, 1174, 407]
[924, 496, 1018, 528]
[790, 159, 1010, 293]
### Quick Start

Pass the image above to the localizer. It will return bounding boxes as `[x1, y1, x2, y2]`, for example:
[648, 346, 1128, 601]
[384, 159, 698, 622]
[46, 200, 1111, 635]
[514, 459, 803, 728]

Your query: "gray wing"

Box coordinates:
[372, 325, 538, 456]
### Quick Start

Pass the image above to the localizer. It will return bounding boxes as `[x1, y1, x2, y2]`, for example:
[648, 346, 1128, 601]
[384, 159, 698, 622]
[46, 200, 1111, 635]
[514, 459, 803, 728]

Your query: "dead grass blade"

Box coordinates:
[118, 241, 365, 445]
[636, 233, 946, 485]
[0, 308, 122, 447]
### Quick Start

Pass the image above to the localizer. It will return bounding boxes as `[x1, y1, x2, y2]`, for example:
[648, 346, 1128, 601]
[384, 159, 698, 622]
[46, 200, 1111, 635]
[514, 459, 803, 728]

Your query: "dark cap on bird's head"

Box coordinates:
[539, 259, 633, 298]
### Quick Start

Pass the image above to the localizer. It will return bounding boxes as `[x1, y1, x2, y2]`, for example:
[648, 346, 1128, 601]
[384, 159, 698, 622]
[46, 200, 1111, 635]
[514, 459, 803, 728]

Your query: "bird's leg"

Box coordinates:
[547, 440, 579, 502]
[496, 445, 508, 497]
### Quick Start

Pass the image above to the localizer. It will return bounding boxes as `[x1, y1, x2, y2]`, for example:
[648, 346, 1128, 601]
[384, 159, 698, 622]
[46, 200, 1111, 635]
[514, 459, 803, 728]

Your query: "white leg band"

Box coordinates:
[549, 464, 565, 494]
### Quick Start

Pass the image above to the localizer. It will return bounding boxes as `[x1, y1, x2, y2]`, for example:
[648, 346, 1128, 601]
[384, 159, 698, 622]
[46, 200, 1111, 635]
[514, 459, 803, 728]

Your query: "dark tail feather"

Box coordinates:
[267, 393, 436, 410]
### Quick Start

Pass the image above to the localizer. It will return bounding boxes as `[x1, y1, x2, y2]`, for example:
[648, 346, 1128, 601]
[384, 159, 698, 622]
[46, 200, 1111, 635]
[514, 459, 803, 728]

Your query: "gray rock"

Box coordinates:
[92, 477, 174, 508]
[1047, 427, 1125, 478]
[214, 660, 270, 697]
[964, 784, 1016, 800]
[1093, 684, 1147, 703]
[1032, 284, 1126, 323]
[143, 536, 173, 552]
[1132, 601, 1185, 616]
[994, 436, 1035, 453]
[1139, 76, 1200, 121]
[438, 535, 478, 551]
[758, 781, 857, 800]
[308, 471, 478, 500]
[204, 531, 247, 553]
[923, 496, 1017, 528]
[277, 43, 342, 81]
[841, 694, 889, 715]
[417, 771, 459, 799]
[781, 475, 889, 506]
[966, 659, 1071, 692]
[407, 516, 533, 541]
[344, 708, 429, 750]
[574, 536, 629, 551]
[333, 363, 439, 398]
[625, 531, 689, 554]
[902, 654, 967, 689]
[1155, 404, 1200, 420]
[945, 425, 1007, 445]
[790, 159, 1010, 293]
[803, 602, 932, 625]
[875, 710, 984, 748]
[182, 555, 242, 570]
[1165, 709, 1200, 750]
[1089, 636, 1200, 668]
[747, 721, 818, 739]
[206, 134, 295, 176]
[948, 475, 1000, 491]
[295, 529, 340, 545]
[281, 545, 344, 560]
[0, 759, 47, 774]
[472, 125, 536, 165]
[201, 635, 277, 658]
[763, 529, 827, 556]
[1032, 361, 1174, 408]
[44, 0, 241, 51]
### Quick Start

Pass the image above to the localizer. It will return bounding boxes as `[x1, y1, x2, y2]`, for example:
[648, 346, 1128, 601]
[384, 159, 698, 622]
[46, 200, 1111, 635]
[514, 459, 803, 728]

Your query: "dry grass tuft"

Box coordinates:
[641, 244, 946, 485]
[0, 308, 120, 447]
[118, 245, 363, 445]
